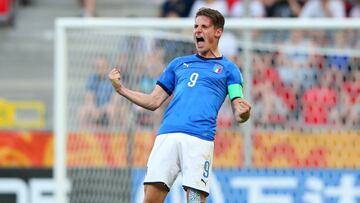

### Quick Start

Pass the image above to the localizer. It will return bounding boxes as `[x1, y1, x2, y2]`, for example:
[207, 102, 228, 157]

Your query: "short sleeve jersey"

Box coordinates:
[86, 74, 114, 107]
[157, 54, 243, 141]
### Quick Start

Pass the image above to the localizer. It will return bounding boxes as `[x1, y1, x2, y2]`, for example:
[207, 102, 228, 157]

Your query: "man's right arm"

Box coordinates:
[108, 67, 170, 111]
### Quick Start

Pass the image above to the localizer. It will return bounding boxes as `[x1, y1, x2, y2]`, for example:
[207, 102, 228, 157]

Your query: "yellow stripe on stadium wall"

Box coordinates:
[0, 99, 45, 129]
[0, 99, 15, 127]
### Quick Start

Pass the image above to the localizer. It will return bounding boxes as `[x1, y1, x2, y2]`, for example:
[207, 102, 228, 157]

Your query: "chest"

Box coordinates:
[174, 62, 227, 88]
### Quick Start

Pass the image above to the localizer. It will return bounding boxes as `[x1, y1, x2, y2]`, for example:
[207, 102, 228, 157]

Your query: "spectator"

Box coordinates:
[300, 0, 345, 18]
[252, 53, 290, 127]
[158, 0, 191, 17]
[278, 30, 317, 90]
[308, 30, 329, 47]
[78, 56, 123, 128]
[350, 0, 360, 17]
[135, 44, 166, 129]
[229, 0, 265, 17]
[301, 69, 339, 126]
[78, 0, 96, 17]
[189, 0, 228, 17]
[264, 0, 303, 17]
[326, 31, 352, 71]
[340, 69, 360, 127]
[254, 79, 290, 127]
[19, 0, 33, 6]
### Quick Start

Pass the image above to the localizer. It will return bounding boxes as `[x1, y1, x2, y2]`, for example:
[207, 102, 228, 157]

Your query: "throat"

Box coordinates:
[210, 50, 219, 58]
[199, 50, 221, 58]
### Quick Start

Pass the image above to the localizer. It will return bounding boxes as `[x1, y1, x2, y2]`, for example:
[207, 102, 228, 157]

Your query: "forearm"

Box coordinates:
[108, 67, 169, 111]
[116, 87, 159, 111]
[112, 81, 168, 111]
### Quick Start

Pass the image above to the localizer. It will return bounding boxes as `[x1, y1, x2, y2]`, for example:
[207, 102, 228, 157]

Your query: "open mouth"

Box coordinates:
[196, 36, 205, 48]
[196, 36, 205, 43]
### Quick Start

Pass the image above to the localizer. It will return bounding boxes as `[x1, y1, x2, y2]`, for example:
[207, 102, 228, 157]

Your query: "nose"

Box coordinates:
[194, 26, 202, 33]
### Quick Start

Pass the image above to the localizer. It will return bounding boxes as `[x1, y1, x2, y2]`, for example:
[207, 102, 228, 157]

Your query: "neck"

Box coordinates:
[198, 49, 221, 58]
[210, 49, 219, 58]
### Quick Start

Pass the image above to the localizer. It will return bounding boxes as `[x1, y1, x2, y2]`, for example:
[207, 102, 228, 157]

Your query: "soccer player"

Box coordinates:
[108, 7, 251, 203]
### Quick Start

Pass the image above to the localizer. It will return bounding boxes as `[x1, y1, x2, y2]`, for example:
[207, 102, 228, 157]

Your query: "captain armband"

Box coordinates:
[228, 84, 244, 101]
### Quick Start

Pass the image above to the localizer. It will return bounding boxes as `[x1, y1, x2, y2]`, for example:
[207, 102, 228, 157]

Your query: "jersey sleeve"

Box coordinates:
[226, 63, 244, 100]
[156, 57, 179, 95]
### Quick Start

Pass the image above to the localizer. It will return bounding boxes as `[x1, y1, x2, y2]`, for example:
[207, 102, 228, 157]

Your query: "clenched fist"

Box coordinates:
[108, 67, 122, 92]
[232, 98, 251, 123]
[108, 68, 121, 85]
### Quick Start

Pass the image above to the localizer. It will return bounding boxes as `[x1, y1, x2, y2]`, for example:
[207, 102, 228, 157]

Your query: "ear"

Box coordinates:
[215, 28, 223, 38]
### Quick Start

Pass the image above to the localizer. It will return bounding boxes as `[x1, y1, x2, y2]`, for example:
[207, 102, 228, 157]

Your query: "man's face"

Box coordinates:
[193, 15, 222, 55]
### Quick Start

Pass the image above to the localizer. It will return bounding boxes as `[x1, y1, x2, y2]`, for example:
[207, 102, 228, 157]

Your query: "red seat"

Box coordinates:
[277, 86, 296, 111]
[0, 0, 10, 16]
[302, 87, 337, 124]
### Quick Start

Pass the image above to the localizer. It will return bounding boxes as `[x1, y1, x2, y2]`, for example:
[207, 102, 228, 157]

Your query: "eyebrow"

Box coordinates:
[194, 23, 211, 28]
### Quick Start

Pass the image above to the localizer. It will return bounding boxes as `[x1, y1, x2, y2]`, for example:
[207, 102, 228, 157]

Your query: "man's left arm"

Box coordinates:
[231, 98, 251, 123]
[227, 64, 251, 123]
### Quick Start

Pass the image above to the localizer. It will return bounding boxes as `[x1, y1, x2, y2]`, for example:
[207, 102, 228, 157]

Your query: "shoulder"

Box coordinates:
[221, 57, 243, 82]
[175, 54, 197, 61]
[221, 56, 240, 71]
[169, 54, 197, 66]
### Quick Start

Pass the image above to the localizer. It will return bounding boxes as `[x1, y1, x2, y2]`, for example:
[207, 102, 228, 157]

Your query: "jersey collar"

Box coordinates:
[195, 54, 223, 60]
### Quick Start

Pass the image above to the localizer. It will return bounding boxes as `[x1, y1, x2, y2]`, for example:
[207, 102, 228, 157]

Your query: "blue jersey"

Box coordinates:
[86, 74, 114, 107]
[157, 54, 243, 141]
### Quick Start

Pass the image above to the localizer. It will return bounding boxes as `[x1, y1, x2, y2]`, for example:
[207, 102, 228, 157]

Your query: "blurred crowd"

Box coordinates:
[159, 0, 360, 17]
[249, 30, 359, 130]
[156, 0, 359, 131]
[163, 0, 360, 18]
[77, 0, 359, 132]
[77, 32, 359, 132]
[157, 0, 360, 18]
[78, 0, 360, 18]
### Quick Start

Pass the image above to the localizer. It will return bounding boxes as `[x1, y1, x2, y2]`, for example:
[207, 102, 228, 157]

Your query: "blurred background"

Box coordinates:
[0, 0, 359, 203]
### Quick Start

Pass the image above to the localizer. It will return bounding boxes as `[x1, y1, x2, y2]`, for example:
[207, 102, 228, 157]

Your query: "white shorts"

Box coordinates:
[144, 133, 214, 195]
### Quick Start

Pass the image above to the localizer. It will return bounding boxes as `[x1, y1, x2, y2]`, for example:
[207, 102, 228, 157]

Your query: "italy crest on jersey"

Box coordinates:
[213, 64, 223, 73]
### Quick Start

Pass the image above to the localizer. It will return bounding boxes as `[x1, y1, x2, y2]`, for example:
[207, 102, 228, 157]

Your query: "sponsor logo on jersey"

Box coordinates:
[183, 63, 190, 68]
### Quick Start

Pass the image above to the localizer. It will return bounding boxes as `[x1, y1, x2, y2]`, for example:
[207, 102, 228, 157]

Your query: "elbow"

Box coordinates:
[146, 93, 165, 111]
[147, 106, 158, 111]
[145, 100, 162, 111]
